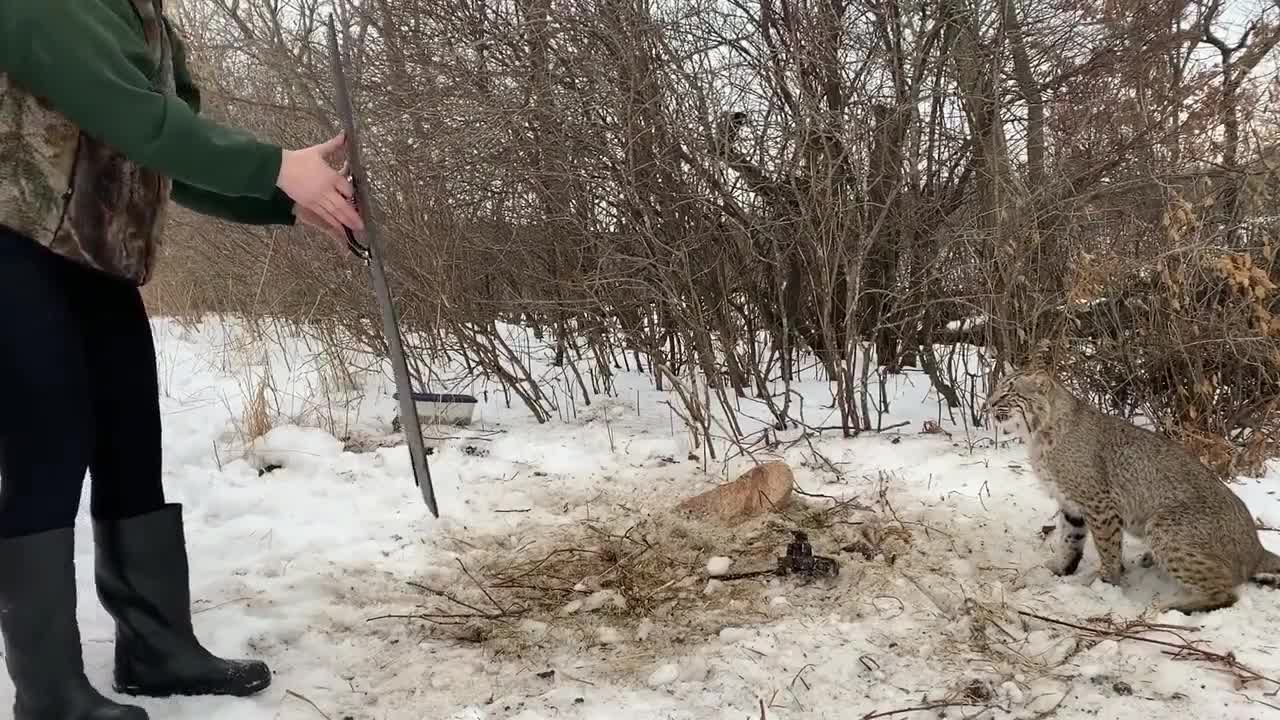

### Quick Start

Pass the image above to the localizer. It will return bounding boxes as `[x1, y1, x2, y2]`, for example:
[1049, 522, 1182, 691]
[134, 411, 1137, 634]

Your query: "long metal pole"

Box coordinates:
[327, 14, 439, 517]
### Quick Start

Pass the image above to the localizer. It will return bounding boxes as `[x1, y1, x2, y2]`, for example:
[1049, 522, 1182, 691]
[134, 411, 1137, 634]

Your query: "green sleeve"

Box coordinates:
[164, 19, 296, 225]
[170, 183, 297, 225]
[0, 0, 283, 199]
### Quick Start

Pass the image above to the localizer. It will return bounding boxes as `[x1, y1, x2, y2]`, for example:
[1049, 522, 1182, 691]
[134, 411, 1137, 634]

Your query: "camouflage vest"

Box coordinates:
[0, 0, 176, 286]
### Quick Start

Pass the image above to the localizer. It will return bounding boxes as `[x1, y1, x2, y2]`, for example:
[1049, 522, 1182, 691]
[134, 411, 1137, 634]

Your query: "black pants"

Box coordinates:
[0, 226, 165, 538]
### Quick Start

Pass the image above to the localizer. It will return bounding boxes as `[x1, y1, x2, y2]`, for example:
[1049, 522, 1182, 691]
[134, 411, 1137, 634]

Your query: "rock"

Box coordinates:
[999, 681, 1025, 705]
[583, 590, 626, 612]
[706, 556, 733, 576]
[677, 461, 794, 523]
[647, 663, 680, 687]
[519, 620, 549, 638]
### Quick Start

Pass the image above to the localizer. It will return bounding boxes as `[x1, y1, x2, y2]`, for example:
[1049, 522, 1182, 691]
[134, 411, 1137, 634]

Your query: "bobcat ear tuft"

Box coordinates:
[997, 357, 1017, 378]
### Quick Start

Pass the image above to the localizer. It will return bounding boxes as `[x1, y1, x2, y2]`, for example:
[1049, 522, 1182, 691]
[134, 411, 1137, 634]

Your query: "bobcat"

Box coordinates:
[982, 368, 1280, 614]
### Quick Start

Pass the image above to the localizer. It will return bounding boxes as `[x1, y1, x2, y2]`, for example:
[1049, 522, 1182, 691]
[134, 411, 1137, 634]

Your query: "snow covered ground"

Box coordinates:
[5, 316, 1280, 720]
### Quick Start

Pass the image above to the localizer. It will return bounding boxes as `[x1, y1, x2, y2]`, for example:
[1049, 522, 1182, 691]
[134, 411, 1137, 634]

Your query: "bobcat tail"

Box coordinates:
[1250, 549, 1280, 588]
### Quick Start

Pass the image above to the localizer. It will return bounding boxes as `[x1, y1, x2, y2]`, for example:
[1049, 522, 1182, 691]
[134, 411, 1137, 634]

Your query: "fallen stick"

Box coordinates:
[715, 569, 776, 581]
[285, 689, 334, 720]
[861, 701, 986, 719]
[1017, 609, 1280, 691]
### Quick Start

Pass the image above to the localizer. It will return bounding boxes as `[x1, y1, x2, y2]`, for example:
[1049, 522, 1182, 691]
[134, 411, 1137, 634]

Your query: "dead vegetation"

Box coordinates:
[349, 468, 941, 665]
[372, 492, 910, 652]
[1043, 238, 1280, 476]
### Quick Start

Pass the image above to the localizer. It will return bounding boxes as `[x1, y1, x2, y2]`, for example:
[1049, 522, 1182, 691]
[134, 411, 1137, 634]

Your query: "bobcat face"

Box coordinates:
[982, 369, 1055, 436]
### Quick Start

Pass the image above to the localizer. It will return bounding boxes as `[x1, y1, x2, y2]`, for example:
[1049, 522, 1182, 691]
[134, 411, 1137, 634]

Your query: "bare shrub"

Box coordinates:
[144, 0, 1280, 468]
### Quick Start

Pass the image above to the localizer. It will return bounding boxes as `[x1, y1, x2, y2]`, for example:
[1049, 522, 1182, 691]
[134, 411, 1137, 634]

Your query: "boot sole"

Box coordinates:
[114, 675, 271, 698]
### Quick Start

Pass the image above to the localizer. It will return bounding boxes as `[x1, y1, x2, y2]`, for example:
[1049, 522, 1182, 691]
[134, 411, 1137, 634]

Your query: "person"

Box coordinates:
[0, 2, 362, 718]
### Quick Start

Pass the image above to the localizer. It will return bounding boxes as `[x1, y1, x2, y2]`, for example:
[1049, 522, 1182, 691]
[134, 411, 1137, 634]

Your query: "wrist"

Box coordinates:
[267, 187, 298, 226]
[275, 148, 293, 190]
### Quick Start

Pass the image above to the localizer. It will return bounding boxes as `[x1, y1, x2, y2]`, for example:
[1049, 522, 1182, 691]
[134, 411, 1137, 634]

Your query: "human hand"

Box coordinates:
[294, 204, 351, 255]
[276, 132, 364, 236]
[294, 161, 364, 255]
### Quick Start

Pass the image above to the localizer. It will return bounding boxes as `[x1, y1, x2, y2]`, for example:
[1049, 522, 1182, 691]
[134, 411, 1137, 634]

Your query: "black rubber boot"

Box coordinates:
[92, 503, 271, 698]
[0, 527, 149, 720]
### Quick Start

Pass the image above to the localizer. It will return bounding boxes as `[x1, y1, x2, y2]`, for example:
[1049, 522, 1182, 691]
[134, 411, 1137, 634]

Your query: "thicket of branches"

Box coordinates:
[148, 0, 1280, 473]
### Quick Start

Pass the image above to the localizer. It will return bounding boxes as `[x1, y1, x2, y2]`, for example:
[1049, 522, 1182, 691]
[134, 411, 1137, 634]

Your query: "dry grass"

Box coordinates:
[232, 318, 379, 431]
[242, 375, 274, 442]
[349, 482, 1139, 708]
[367, 479, 932, 667]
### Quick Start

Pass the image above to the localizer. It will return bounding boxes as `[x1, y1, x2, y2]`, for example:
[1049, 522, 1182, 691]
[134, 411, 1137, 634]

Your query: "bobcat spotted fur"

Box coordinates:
[982, 368, 1280, 614]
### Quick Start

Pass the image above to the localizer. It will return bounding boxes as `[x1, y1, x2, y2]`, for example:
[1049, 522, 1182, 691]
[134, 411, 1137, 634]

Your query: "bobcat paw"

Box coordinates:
[1046, 553, 1084, 577]
[1098, 569, 1126, 587]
